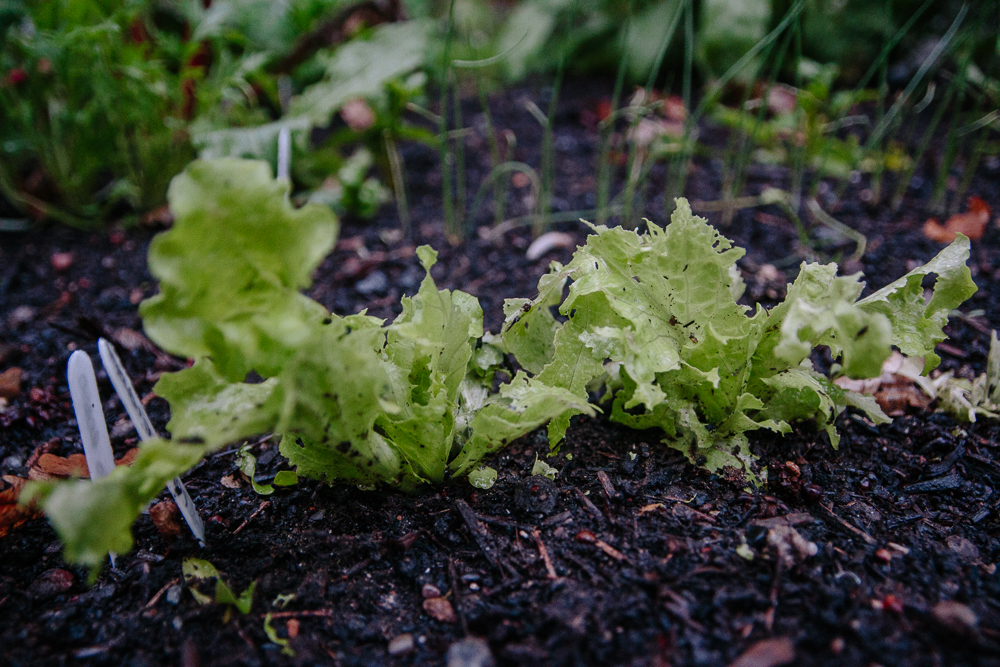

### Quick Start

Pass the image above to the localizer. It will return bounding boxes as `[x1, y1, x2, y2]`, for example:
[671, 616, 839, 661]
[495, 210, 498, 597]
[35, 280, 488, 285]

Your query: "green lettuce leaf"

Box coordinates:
[856, 234, 977, 372]
[504, 198, 973, 479]
[140, 158, 338, 381]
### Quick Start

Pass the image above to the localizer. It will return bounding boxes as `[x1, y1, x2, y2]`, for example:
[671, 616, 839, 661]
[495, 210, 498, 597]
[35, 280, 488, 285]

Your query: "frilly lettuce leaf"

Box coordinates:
[856, 234, 977, 373]
[42, 159, 589, 570]
[140, 158, 338, 381]
[504, 198, 973, 479]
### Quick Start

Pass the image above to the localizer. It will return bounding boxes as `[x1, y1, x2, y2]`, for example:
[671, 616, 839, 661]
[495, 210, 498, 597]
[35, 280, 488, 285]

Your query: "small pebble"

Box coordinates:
[446, 637, 494, 667]
[946, 535, 980, 562]
[932, 600, 978, 634]
[421, 583, 441, 598]
[388, 633, 415, 656]
[50, 252, 73, 272]
[423, 597, 456, 623]
[166, 584, 182, 605]
[28, 569, 73, 599]
[356, 270, 389, 296]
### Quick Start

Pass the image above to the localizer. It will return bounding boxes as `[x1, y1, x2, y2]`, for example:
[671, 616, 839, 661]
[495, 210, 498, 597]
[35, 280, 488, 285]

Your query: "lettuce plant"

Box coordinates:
[32, 159, 591, 570]
[502, 199, 976, 478]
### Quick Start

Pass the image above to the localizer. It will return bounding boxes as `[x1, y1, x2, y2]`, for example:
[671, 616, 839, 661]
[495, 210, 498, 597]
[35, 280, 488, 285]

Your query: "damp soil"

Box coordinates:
[2, 78, 1000, 666]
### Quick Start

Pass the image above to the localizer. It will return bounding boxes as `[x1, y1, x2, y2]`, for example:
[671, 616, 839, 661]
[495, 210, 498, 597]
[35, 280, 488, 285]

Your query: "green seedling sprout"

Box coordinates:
[67, 351, 118, 567]
[97, 338, 205, 545]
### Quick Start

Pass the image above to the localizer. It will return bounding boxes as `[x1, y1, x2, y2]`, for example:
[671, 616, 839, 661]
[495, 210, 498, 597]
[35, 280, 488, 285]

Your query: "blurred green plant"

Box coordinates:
[0, 0, 192, 226]
[0, 0, 432, 226]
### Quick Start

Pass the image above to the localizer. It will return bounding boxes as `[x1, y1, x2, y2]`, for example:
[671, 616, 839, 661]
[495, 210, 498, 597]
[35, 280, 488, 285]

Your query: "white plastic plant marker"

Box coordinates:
[98, 338, 206, 546]
[67, 350, 118, 567]
[276, 126, 291, 181]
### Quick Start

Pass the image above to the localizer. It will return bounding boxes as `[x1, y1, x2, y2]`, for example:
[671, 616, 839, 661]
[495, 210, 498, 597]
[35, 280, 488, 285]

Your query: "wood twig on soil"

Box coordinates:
[531, 529, 559, 580]
[144, 578, 180, 608]
[448, 558, 468, 635]
[454, 499, 519, 578]
[233, 501, 270, 534]
[569, 486, 607, 526]
[815, 503, 876, 545]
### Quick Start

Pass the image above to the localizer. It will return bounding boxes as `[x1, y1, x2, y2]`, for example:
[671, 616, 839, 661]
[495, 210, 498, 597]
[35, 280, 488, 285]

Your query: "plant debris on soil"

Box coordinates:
[2, 79, 1000, 666]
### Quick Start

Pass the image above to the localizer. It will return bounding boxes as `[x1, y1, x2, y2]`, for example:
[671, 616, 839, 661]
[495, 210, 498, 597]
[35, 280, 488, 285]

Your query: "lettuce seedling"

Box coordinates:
[37, 159, 591, 569]
[503, 199, 976, 479]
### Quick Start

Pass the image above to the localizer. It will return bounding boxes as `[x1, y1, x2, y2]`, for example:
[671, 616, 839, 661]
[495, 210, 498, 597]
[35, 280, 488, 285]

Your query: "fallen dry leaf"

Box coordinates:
[0, 475, 43, 538]
[149, 500, 182, 537]
[28, 447, 139, 481]
[220, 474, 242, 489]
[834, 352, 934, 417]
[30, 452, 89, 479]
[923, 196, 991, 243]
[422, 597, 456, 623]
[638, 502, 665, 515]
[0, 366, 21, 399]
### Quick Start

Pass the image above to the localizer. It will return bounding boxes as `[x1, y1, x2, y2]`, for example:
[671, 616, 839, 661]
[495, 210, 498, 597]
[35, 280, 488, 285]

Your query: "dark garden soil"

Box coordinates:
[2, 78, 1000, 666]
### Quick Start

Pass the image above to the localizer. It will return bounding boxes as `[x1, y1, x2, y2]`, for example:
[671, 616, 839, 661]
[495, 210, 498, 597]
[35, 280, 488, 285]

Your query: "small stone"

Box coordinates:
[767, 526, 818, 568]
[423, 597, 456, 623]
[166, 584, 183, 604]
[875, 548, 893, 564]
[388, 633, 415, 656]
[9, 305, 35, 326]
[946, 535, 980, 562]
[355, 270, 389, 296]
[446, 637, 494, 667]
[0, 367, 21, 399]
[399, 265, 423, 290]
[28, 569, 73, 599]
[421, 583, 442, 598]
[932, 601, 978, 634]
[50, 252, 73, 272]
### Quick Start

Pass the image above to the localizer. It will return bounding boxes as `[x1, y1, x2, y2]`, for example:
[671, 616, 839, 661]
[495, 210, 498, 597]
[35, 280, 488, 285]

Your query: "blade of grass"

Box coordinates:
[476, 77, 505, 225]
[596, 0, 635, 226]
[866, 3, 969, 149]
[621, 0, 687, 229]
[453, 73, 467, 235]
[669, 0, 808, 205]
[439, 0, 457, 238]
[384, 129, 410, 236]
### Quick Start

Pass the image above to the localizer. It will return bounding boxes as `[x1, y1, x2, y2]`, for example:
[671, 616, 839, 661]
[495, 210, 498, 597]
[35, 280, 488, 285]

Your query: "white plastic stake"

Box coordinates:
[68, 351, 116, 479]
[276, 126, 291, 181]
[67, 350, 118, 567]
[98, 338, 205, 546]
